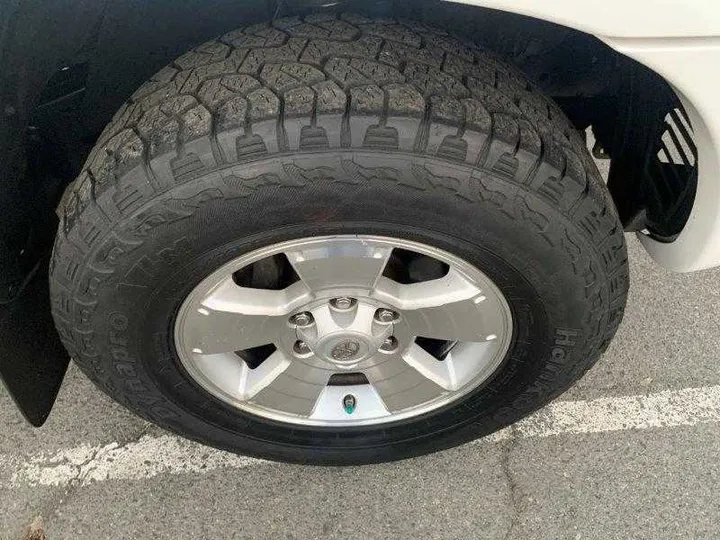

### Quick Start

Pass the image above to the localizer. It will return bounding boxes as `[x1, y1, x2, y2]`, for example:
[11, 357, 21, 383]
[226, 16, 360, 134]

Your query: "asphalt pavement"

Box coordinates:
[2, 157, 720, 539]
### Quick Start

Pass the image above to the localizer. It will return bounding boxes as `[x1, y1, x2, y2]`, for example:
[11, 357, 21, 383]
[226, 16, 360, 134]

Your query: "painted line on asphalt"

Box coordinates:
[3, 384, 720, 488]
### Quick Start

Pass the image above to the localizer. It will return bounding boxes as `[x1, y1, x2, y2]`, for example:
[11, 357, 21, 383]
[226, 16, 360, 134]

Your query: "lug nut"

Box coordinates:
[379, 336, 399, 353]
[293, 340, 312, 356]
[375, 308, 398, 324]
[290, 312, 313, 327]
[330, 297, 355, 311]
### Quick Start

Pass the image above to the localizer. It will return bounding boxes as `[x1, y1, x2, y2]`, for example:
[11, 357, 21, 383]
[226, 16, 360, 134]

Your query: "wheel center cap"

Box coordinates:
[316, 333, 373, 367]
[330, 339, 361, 361]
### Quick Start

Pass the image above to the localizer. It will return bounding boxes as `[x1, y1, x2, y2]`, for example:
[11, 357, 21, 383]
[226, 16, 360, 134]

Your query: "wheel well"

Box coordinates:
[2, 0, 696, 288]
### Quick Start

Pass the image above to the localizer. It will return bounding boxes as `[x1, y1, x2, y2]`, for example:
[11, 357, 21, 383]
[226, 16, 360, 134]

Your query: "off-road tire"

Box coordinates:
[49, 13, 629, 464]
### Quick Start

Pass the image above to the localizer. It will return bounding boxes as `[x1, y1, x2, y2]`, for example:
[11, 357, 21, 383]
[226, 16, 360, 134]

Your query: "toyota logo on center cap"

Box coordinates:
[330, 339, 360, 360]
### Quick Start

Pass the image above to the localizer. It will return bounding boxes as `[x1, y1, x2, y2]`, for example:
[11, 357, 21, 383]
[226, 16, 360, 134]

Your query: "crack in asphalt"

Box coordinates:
[500, 426, 521, 540]
[36, 422, 153, 534]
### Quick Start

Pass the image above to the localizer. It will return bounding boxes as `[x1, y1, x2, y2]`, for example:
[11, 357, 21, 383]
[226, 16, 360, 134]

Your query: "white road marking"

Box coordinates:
[3, 384, 720, 488]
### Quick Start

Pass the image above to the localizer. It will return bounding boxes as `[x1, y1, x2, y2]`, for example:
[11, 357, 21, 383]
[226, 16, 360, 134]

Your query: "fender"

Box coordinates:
[448, 0, 720, 272]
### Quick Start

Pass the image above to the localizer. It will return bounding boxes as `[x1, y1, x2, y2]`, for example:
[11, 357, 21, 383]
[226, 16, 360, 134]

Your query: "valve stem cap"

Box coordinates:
[343, 394, 357, 414]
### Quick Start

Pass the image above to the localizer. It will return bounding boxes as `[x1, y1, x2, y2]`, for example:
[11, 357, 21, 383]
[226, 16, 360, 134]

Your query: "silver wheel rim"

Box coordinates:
[174, 235, 513, 427]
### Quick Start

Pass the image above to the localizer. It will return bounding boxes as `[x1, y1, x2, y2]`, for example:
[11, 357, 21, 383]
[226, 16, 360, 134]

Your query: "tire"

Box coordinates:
[50, 13, 628, 465]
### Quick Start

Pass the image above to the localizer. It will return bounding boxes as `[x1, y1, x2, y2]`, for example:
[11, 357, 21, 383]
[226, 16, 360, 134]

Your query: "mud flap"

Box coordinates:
[0, 256, 69, 426]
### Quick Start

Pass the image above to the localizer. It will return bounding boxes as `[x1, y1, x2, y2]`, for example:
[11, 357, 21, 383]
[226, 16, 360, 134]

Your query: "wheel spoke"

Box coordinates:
[236, 349, 292, 399]
[285, 238, 392, 292]
[190, 349, 292, 401]
[402, 342, 458, 390]
[374, 268, 506, 342]
[363, 353, 446, 412]
[401, 342, 498, 391]
[180, 278, 310, 354]
[202, 276, 311, 316]
[249, 360, 331, 417]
